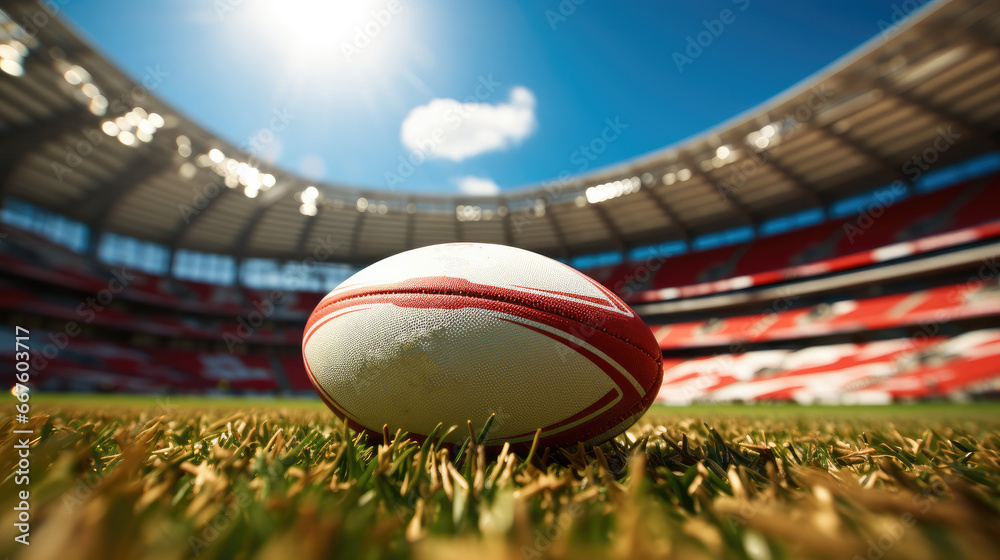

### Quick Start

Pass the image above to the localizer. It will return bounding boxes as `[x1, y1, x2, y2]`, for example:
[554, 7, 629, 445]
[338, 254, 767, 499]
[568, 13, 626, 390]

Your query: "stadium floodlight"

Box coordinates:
[125, 110, 143, 127]
[101, 121, 119, 137]
[117, 130, 136, 146]
[148, 113, 165, 128]
[457, 205, 484, 222]
[89, 96, 108, 115]
[357, 197, 369, 212]
[0, 57, 22, 76]
[0, 39, 24, 77]
[137, 119, 156, 135]
[677, 168, 692, 181]
[62, 64, 89, 85]
[81, 82, 100, 98]
[586, 177, 642, 204]
[179, 162, 196, 180]
[299, 203, 317, 216]
[208, 149, 225, 164]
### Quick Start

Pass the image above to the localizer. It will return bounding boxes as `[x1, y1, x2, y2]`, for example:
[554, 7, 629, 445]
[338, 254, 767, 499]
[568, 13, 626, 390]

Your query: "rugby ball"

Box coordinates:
[303, 243, 662, 450]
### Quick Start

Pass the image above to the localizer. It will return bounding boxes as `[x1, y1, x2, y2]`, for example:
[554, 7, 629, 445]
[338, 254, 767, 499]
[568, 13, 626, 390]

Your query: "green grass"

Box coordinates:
[2, 397, 999, 559]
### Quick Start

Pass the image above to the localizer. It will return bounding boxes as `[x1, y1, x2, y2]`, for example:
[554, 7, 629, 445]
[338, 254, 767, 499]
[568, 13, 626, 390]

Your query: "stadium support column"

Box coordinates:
[546, 207, 571, 260]
[405, 199, 416, 250]
[85, 158, 173, 238]
[0, 111, 97, 203]
[640, 188, 690, 244]
[294, 203, 323, 257]
[453, 202, 463, 243]
[348, 205, 367, 260]
[763, 155, 828, 219]
[808, 123, 914, 191]
[499, 198, 514, 246]
[682, 155, 758, 233]
[588, 203, 627, 260]
[230, 205, 270, 258]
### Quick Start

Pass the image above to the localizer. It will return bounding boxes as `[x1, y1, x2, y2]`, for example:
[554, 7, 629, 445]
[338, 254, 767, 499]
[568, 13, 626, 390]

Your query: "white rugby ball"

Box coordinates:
[303, 243, 662, 450]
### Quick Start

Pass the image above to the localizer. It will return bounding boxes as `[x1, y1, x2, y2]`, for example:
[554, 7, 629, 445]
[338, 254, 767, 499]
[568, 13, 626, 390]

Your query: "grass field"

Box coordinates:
[3, 397, 1000, 560]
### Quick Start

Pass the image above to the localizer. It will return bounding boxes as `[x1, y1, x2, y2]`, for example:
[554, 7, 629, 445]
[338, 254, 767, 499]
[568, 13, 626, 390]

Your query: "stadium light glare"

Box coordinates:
[63, 65, 89, 85]
[586, 177, 641, 204]
[179, 162, 197, 180]
[255, 0, 386, 55]
[716, 145, 731, 159]
[137, 119, 156, 134]
[261, 174, 276, 188]
[663, 172, 677, 186]
[534, 199, 546, 216]
[8, 40, 27, 58]
[357, 197, 369, 212]
[89, 96, 108, 115]
[136, 129, 153, 143]
[300, 203, 318, 216]
[208, 149, 225, 164]
[0, 58, 22, 77]
[125, 110, 142, 127]
[677, 168, 692, 181]
[81, 82, 100, 98]
[148, 113, 165, 128]
[101, 121, 119, 137]
[302, 186, 319, 201]
[117, 131, 136, 146]
[0, 44, 17, 60]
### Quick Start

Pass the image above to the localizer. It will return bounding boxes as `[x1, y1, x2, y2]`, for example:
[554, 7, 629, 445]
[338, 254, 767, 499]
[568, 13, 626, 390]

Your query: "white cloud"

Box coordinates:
[455, 176, 500, 196]
[400, 86, 536, 162]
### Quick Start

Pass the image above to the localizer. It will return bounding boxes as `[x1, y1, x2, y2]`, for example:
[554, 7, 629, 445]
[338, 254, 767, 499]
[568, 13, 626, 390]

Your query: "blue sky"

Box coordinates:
[60, 0, 929, 195]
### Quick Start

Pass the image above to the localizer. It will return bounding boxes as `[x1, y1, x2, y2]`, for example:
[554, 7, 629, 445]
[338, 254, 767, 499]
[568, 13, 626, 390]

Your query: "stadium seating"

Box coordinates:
[651, 280, 1000, 350]
[656, 331, 999, 405]
[587, 173, 1000, 302]
[2, 170, 998, 401]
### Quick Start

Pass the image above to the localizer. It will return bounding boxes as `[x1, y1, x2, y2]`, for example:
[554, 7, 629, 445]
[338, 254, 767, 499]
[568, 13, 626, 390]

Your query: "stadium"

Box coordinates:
[1, 0, 999, 558]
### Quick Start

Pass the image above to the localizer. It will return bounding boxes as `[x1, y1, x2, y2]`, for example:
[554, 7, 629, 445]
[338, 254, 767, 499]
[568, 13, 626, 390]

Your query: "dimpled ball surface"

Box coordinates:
[303, 242, 662, 449]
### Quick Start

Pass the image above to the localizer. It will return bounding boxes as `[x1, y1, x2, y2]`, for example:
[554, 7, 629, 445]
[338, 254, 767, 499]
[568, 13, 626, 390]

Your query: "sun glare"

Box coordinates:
[253, 0, 401, 69]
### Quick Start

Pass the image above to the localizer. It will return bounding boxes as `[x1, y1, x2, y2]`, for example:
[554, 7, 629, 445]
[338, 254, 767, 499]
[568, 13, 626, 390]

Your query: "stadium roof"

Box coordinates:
[1, 0, 999, 265]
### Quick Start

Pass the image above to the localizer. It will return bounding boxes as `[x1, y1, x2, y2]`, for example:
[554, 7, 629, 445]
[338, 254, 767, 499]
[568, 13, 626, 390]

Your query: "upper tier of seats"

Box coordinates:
[585, 173, 1000, 302]
[651, 278, 1000, 350]
[656, 329, 1000, 405]
[2, 172, 997, 325]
